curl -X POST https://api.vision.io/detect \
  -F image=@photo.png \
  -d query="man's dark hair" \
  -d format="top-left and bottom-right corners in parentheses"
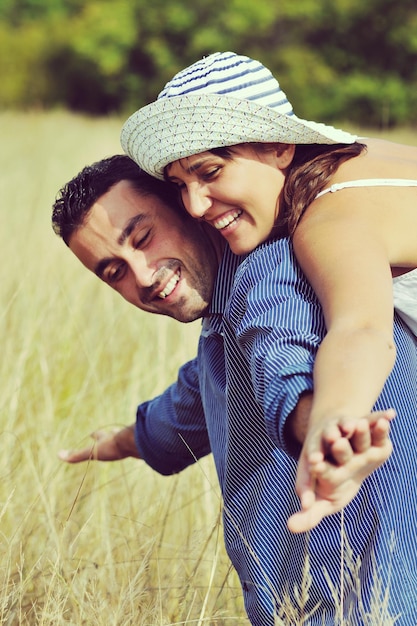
top-left (52, 155), bottom-right (178, 245)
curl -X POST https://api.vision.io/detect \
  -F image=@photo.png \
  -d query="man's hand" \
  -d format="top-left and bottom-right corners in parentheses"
top-left (58, 425), bottom-right (140, 463)
top-left (288, 409), bottom-right (395, 533)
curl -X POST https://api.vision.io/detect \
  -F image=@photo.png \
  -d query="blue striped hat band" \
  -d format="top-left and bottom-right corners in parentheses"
top-left (121, 52), bottom-right (356, 180)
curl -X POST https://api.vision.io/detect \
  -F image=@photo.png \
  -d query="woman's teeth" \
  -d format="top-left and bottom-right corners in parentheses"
top-left (158, 273), bottom-right (180, 299)
top-left (213, 210), bottom-right (242, 230)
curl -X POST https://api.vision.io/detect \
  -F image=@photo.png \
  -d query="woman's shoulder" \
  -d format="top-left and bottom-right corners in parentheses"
top-left (360, 137), bottom-right (417, 167)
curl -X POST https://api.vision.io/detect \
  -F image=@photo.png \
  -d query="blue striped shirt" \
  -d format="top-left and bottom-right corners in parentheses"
top-left (136, 238), bottom-right (417, 625)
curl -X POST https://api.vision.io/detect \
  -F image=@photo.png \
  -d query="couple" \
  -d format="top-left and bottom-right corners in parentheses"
top-left (53, 53), bottom-right (417, 625)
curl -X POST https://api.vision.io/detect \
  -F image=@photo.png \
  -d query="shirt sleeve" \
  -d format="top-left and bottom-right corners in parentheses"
top-left (225, 239), bottom-right (327, 457)
top-left (135, 357), bottom-right (211, 475)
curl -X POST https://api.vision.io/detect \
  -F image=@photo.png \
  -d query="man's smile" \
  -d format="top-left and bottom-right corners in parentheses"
top-left (158, 269), bottom-right (181, 299)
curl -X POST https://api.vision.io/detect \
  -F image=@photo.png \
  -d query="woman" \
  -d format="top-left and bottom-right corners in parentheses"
top-left (121, 51), bottom-right (417, 514)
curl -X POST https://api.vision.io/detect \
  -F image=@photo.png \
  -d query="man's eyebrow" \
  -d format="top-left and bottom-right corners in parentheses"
top-left (118, 213), bottom-right (147, 245)
top-left (93, 213), bottom-right (147, 278)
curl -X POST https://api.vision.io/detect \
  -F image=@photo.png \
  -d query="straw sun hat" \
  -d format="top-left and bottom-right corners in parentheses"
top-left (121, 51), bottom-right (357, 180)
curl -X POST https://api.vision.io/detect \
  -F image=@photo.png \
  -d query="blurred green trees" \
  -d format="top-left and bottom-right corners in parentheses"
top-left (0, 0), bottom-right (416, 126)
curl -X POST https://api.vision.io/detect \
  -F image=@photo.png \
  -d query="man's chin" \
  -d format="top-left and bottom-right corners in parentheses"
top-left (169, 300), bottom-right (209, 324)
top-left (145, 293), bottom-right (209, 323)
top-left (169, 310), bottom-right (205, 324)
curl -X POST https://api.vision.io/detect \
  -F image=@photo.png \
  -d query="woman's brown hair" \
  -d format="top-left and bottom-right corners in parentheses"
top-left (192, 141), bottom-right (367, 239)
top-left (278, 142), bottom-right (367, 237)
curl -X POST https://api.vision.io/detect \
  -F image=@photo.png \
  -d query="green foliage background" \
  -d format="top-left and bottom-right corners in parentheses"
top-left (0, 0), bottom-right (417, 126)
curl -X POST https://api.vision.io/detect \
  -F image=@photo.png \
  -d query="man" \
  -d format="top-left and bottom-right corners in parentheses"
top-left (53, 155), bottom-right (417, 625)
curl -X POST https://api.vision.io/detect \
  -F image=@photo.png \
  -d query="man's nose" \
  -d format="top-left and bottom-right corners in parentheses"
top-left (186, 185), bottom-right (212, 219)
top-left (131, 257), bottom-right (153, 289)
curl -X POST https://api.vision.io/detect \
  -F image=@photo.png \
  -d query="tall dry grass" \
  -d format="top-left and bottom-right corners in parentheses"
top-left (0, 111), bottom-right (247, 625)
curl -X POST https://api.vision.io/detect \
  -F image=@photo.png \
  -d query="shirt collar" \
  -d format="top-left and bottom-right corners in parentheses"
top-left (209, 247), bottom-right (247, 316)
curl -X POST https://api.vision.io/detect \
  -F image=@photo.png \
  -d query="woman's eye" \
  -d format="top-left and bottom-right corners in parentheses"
top-left (203, 167), bottom-right (221, 180)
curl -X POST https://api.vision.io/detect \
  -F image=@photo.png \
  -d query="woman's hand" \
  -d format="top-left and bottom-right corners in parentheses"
top-left (288, 408), bottom-right (395, 533)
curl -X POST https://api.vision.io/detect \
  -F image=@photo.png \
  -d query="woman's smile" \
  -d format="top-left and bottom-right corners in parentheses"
top-left (211, 209), bottom-right (243, 231)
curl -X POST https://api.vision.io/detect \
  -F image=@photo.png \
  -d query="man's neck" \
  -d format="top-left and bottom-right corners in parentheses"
top-left (201, 222), bottom-right (227, 266)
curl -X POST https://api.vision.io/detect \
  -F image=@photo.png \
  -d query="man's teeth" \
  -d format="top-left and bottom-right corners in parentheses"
top-left (158, 273), bottom-right (180, 299)
top-left (213, 210), bottom-right (242, 230)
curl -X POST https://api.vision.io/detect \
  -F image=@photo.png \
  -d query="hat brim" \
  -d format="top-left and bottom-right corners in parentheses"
top-left (121, 93), bottom-right (356, 180)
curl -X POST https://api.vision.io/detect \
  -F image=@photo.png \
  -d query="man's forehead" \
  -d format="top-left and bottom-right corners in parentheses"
top-left (96, 180), bottom-right (152, 218)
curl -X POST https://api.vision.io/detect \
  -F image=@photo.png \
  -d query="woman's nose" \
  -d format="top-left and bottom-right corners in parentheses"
top-left (186, 185), bottom-right (212, 219)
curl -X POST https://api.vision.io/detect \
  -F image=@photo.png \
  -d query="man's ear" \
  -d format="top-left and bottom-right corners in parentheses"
top-left (275, 143), bottom-right (296, 169)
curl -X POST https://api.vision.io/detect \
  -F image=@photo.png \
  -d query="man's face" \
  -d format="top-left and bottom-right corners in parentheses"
top-left (69, 180), bottom-right (219, 322)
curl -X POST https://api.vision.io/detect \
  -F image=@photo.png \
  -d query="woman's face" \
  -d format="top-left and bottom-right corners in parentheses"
top-left (166, 144), bottom-right (290, 255)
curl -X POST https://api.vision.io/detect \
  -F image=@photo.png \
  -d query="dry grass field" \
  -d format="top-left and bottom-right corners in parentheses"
top-left (0, 111), bottom-right (247, 625)
top-left (0, 111), bottom-right (415, 625)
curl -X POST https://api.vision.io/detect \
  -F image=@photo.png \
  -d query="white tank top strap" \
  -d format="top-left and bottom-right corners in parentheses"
top-left (315, 178), bottom-right (417, 200)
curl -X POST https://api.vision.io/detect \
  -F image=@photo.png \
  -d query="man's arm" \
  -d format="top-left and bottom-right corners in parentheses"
top-left (284, 391), bottom-right (312, 446)
top-left (59, 425), bottom-right (139, 463)
top-left (227, 240), bottom-right (394, 531)
top-left (59, 357), bottom-right (211, 475)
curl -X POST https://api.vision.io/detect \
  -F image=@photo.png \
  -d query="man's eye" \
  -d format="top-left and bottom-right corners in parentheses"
top-left (104, 263), bottom-right (126, 284)
top-left (134, 230), bottom-right (150, 249)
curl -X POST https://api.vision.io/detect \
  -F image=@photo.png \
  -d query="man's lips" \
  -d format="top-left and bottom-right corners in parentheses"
top-left (158, 270), bottom-right (180, 299)
top-left (212, 210), bottom-right (242, 230)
